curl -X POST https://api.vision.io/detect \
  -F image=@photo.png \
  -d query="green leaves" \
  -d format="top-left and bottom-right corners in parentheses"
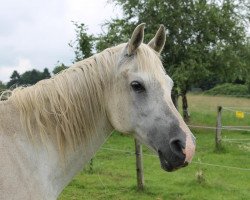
top-left (6, 68), bottom-right (51, 88)
top-left (53, 62), bottom-right (68, 75)
top-left (0, 81), bottom-right (6, 92)
top-left (102, 0), bottom-right (249, 92)
top-left (69, 22), bottom-right (94, 62)
top-left (95, 19), bottom-right (134, 52)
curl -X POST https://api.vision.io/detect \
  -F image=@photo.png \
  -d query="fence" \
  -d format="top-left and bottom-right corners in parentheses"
top-left (215, 106), bottom-right (250, 149)
top-left (100, 147), bottom-right (250, 172)
top-left (131, 105), bottom-right (250, 189)
top-left (86, 105), bottom-right (250, 190)
top-left (187, 106), bottom-right (250, 149)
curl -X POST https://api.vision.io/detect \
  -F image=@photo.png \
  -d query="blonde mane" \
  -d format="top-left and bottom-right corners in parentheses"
top-left (6, 43), bottom-right (164, 152)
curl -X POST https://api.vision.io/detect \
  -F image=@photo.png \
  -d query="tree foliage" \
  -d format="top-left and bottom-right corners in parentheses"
top-left (102, 0), bottom-right (249, 86)
top-left (69, 22), bottom-right (94, 62)
top-left (52, 62), bottom-right (68, 75)
top-left (96, 0), bottom-right (249, 120)
top-left (96, 19), bottom-right (134, 52)
top-left (7, 70), bottom-right (21, 88)
top-left (0, 81), bottom-right (6, 91)
top-left (6, 68), bottom-right (51, 88)
top-left (42, 68), bottom-right (51, 79)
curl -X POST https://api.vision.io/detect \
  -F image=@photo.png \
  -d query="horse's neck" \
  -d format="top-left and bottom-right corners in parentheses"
top-left (0, 100), bottom-right (113, 199)
top-left (42, 116), bottom-right (113, 198)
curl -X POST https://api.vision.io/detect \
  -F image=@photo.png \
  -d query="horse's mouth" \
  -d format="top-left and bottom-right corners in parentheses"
top-left (158, 150), bottom-right (188, 172)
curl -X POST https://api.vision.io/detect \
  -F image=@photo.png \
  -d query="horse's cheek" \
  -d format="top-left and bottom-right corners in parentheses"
top-left (107, 95), bottom-right (134, 134)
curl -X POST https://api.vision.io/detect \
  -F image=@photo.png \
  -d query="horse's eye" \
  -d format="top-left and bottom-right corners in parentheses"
top-left (130, 81), bottom-right (145, 93)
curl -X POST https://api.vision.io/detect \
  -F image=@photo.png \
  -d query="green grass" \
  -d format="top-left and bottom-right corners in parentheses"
top-left (59, 94), bottom-right (250, 200)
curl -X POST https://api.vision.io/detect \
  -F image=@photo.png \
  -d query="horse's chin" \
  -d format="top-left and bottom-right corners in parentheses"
top-left (158, 150), bottom-right (188, 172)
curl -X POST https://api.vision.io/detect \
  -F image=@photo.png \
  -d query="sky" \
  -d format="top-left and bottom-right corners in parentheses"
top-left (0, 0), bottom-right (121, 83)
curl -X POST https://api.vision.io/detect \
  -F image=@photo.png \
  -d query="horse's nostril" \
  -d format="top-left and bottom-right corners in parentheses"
top-left (170, 139), bottom-right (185, 158)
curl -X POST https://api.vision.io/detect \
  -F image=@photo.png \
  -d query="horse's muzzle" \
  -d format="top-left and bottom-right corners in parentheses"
top-left (158, 149), bottom-right (188, 172)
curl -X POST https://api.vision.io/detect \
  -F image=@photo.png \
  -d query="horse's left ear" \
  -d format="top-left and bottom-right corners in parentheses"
top-left (148, 24), bottom-right (166, 53)
top-left (127, 23), bottom-right (145, 56)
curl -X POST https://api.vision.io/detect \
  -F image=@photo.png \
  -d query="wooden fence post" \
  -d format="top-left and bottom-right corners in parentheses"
top-left (135, 139), bottom-right (144, 190)
top-left (215, 106), bottom-right (222, 150)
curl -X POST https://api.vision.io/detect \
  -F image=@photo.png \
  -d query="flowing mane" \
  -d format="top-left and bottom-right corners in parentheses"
top-left (8, 46), bottom-right (118, 152)
top-left (6, 43), bottom-right (163, 152)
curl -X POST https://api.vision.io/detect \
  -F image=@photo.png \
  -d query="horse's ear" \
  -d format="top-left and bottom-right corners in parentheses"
top-left (148, 24), bottom-right (166, 53)
top-left (127, 23), bottom-right (145, 55)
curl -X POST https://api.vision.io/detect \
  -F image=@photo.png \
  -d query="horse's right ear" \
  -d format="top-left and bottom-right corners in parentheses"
top-left (148, 24), bottom-right (166, 53)
top-left (127, 23), bottom-right (145, 56)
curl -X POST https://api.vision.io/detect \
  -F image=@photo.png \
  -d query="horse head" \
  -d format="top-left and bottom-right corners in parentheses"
top-left (106, 23), bottom-right (195, 172)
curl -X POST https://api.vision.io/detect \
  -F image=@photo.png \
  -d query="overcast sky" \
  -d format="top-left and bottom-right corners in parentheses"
top-left (0, 0), bottom-right (121, 83)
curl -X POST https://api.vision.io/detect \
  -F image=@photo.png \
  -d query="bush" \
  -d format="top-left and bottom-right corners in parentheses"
top-left (204, 83), bottom-right (249, 97)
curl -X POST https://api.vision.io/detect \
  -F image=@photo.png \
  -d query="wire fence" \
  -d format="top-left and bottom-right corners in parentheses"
top-left (188, 109), bottom-right (250, 146)
top-left (100, 147), bottom-right (250, 171)
top-left (223, 106), bottom-right (250, 110)
top-left (223, 107), bottom-right (250, 115)
top-left (223, 125), bottom-right (250, 128)
top-left (188, 105), bottom-right (250, 144)
top-left (188, 124), bottom-right (250, 132)
top-left (222, 138), bottom-right (250, 141)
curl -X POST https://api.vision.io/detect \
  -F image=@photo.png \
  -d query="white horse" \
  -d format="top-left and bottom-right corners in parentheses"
top-left (0, 23), bottom-right (195, 199)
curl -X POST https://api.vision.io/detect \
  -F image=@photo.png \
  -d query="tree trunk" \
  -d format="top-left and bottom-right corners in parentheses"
top-left (171, 87), bottom-right (179, 110)
top-left (182, 91), bottom-right (190, 122)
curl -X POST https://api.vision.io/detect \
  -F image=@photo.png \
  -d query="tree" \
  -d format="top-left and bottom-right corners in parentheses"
top-left (0, 81), bottom-right (6, 91)
top-left (7, 70), bottom-right (21, 88)
top-left (17, 68), bottom-right (51, 86)
top-left (20, 69), bottom-right (43, 85)
top-left (98, 0), bottom-right (249, 121)
top-left (0, 81), bottom-right (7, 99)
top-left (244, 39), bottom-right (250, 93)
top-left (42, 68), bottom-right (51, 79)
top-left (52, 62), bottom-right (68, 75)
top-left (6, 68), bottom-right (52, 88)
top-left (96, 19), bottom-right (134, 52)
top-left (69, 22), bottom-right (94, 62)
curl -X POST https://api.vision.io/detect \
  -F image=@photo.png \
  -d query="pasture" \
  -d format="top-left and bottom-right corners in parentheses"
top-left (59, 94), bottom-right (250, 200)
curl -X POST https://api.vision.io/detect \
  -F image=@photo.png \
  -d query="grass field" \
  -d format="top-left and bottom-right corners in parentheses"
top-left (59, 94), bottom-right (250, 200)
